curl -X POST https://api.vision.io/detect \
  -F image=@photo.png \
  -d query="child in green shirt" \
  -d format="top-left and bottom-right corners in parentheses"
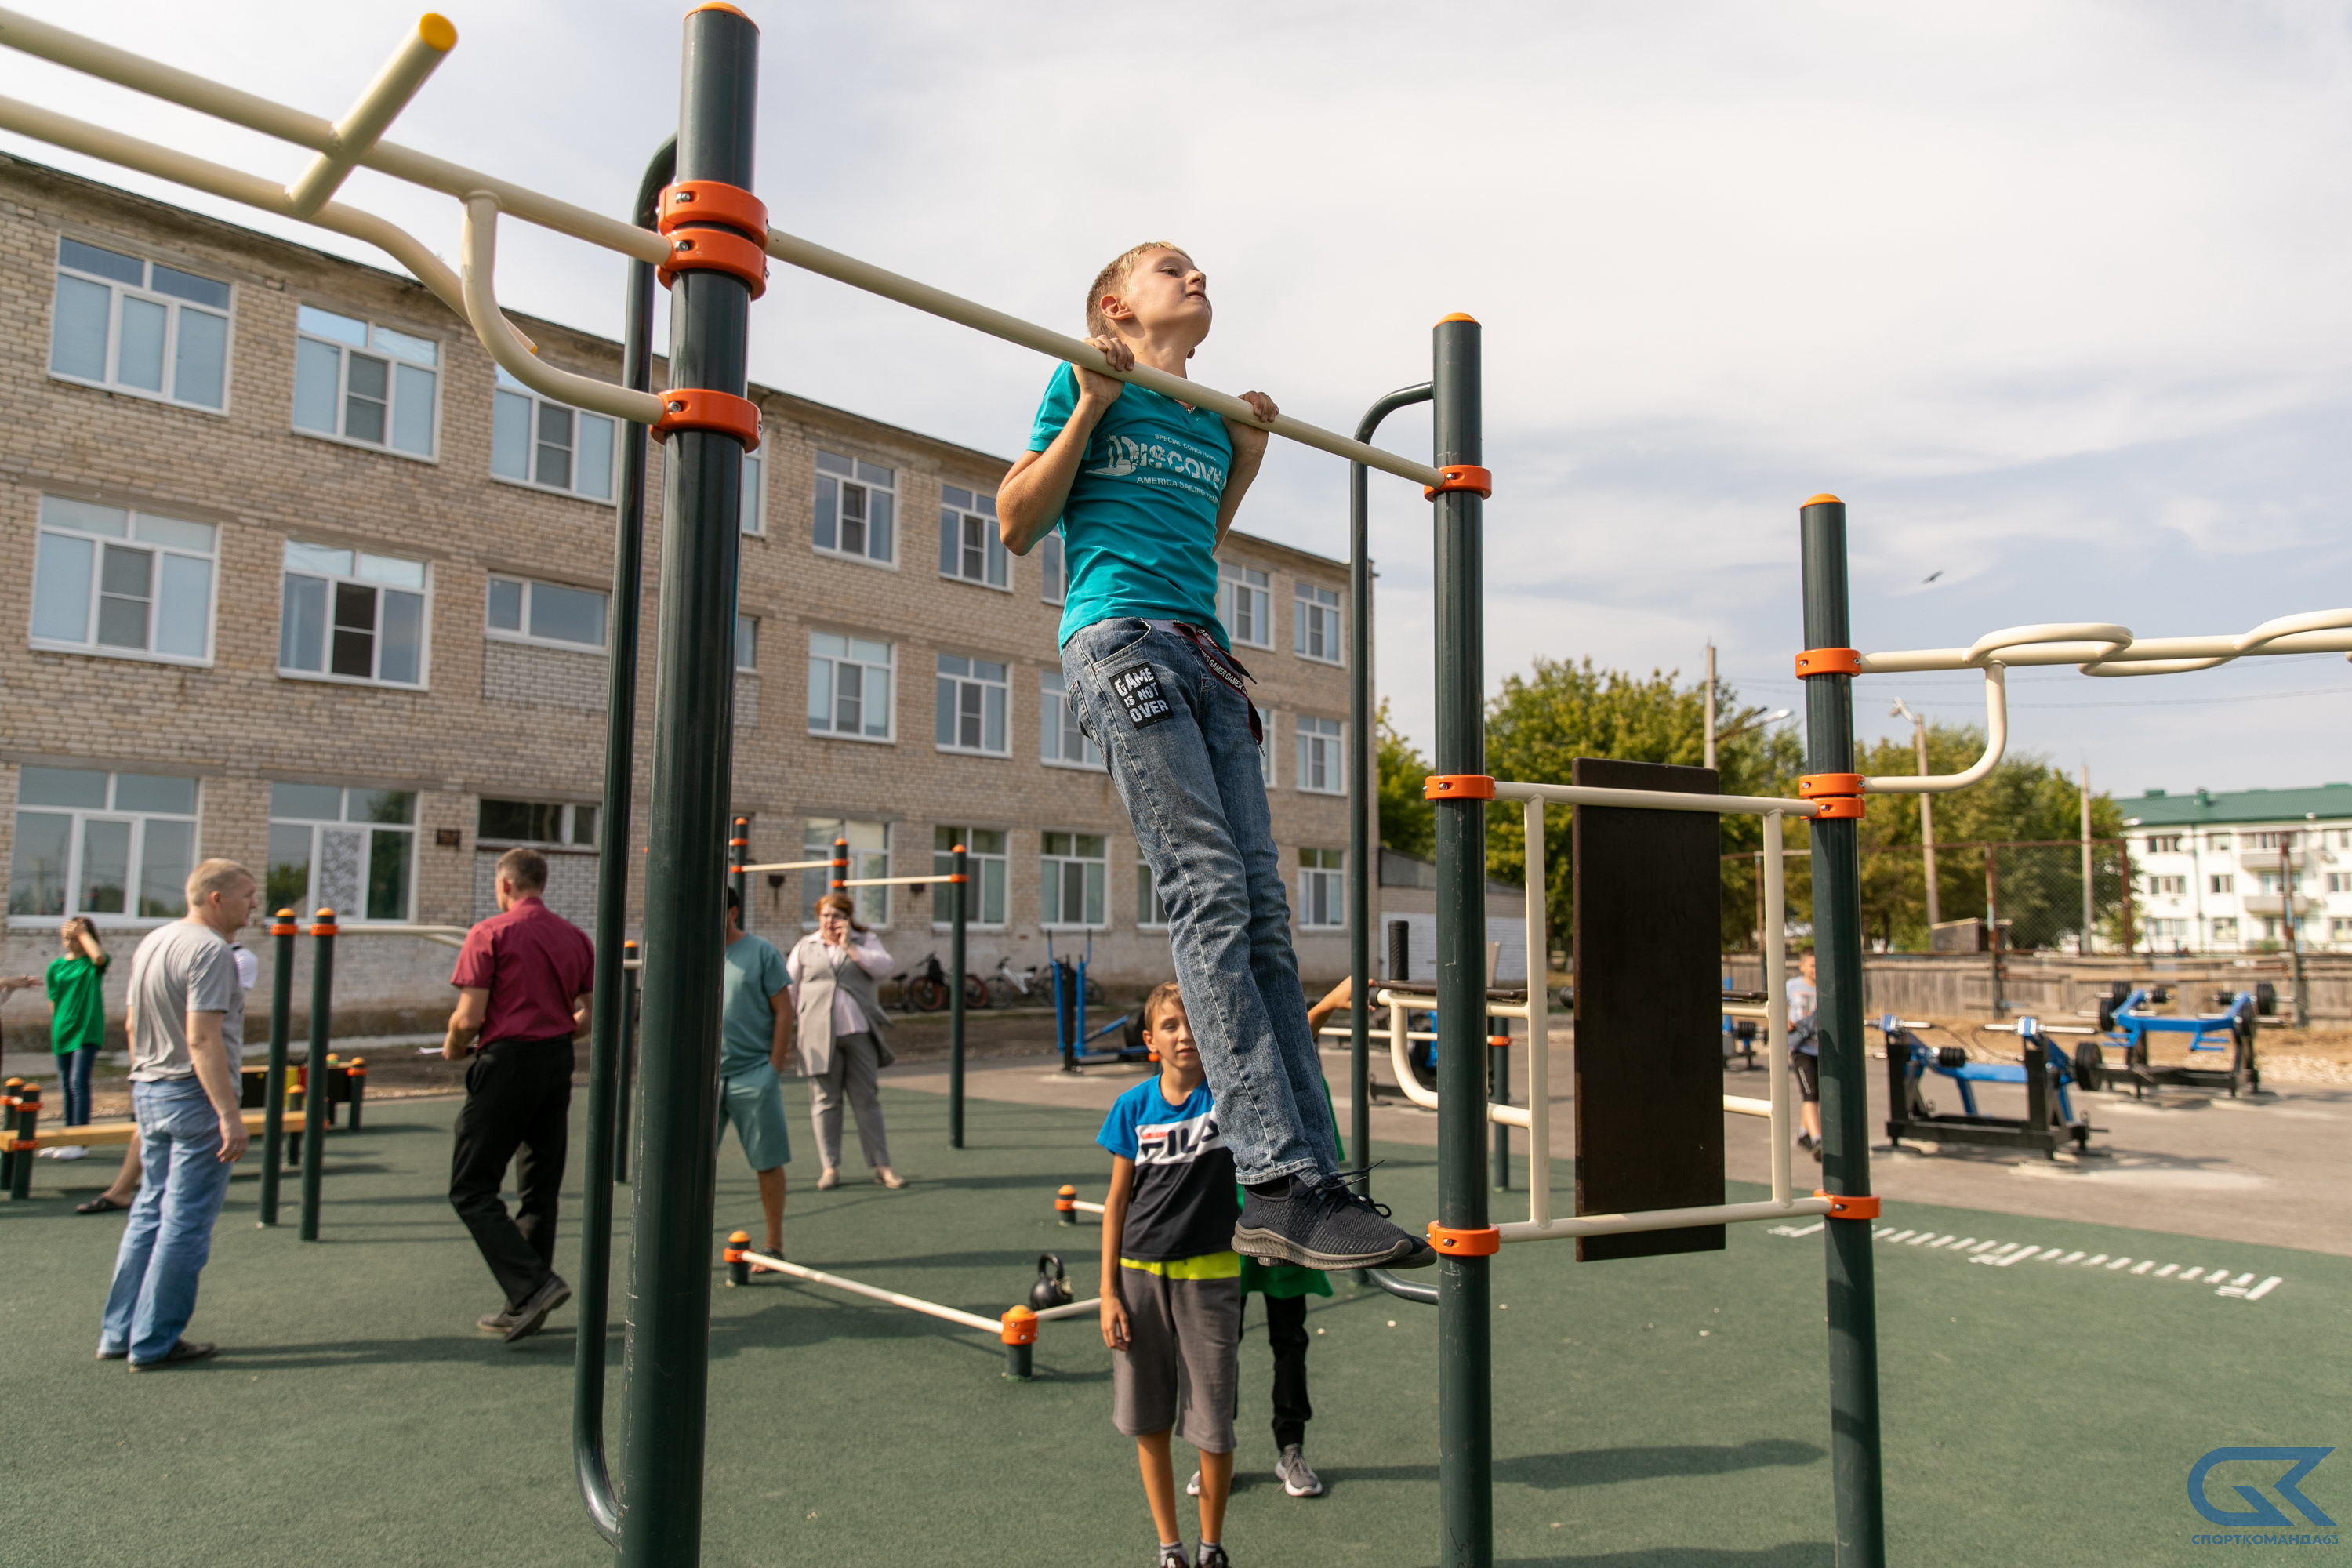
top-left (5, 917), bottom-right (111, 1143)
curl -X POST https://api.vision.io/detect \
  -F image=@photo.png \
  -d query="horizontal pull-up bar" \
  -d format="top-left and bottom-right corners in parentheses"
top-left (1858, 608), bottom-right (2352, 677)
top-left (736, 858), bottom-right (837, 875)
top-left (836, 873), bottom-right (959, 888)
top-left (1494, 779), bottom-right (1819, 818)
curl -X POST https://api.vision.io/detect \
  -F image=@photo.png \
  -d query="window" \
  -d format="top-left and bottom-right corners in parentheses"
top-left (2255, 870), bottom-right (2301, 895)
top-left (1135, 852), bottom-right (1172, 928)
top-left (9, 767), bottom-right (198, 922)
top-left (1295, 715), bottom-right (1345, 794)
top-left (2209, 874), bottom-right (2234, 895)
top-left (808, 632), bottom-right (892, 739)
top-left (2210, 917), bottom-right (2238, 943)
top-left (2148, 917), bottom-right (2187, 943)
top-left (1255, 706), bottom-right (1276, 787)
top-left (1039, 532), bottom-right (1067, 604)
top-left (935, 654), bottom-right (1009, 755)
top-left (279, 541), bottom-right (428, 686)
top-left (1040, 669), bottom-right (1103, 769)
top-left (2334, 919), bottom-right (2352, 942)
top-left (49, 237), bottom-right (229, 411)
top-left (31, 496), bottom-right (216, 664)
top-left (486, 575), bottom-right (606, 651)
top-left (740, 453), bottom-right (765, 535)
top-left (266, 783), bottom-right (416, 923)
top-left (736, 616), bottom-right (759, 673)
top-left (489, 367), bottom-right (612, 499)
top-left (939, 485), bottom-right (1008, 588)
top-left (2209, 833), bottom-right (2233, 849)
top-left (812, 449), bottom-right (895, 564)
top-left (1041, 831), bottom-right (1106, 928)
top-left (2143, 834), bottom-right (2182, 854)
top-left (1298, 848), bottom-right (1345, 929)
top-left (292, 305), bottom-right (437, 457)
top-left (1294, 582), bottom-right (1342, 663)
top-left (2249, 831), bottom-right (2297, 851)
top-left (477, 799), bottom-right (598, 847)
top-left (934, 826), bottom-right (1007, 928)
top-left (802, 818), bottom-right (890, 926)
top-left (2328, 873), bottom-right (2351, 895)
top-left (2150, 875), bottom-right (2186, 896)
top-left (1220, 560), bottom-right (1272, 648)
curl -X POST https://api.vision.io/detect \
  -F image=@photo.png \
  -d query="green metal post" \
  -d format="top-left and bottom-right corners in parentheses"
top-left (949, 842), bottom-right (967, 1149)
top-left (1348, 383), bottom-right (1432, 1198)
top-left (1431, 314), bottom-right (1491, 1568)
top-left (618, 12), bottom-right (758, 1563)
top-left (572, 133), bottom-right (670, 1550)
top-left (8, 1084), bottom-right (37, 1200)
top-left (258, 909), bottom-right (296, 1225)
top-left (1489, 1025), bottom-right (1509, 1191)
top-left (1799, 495), bottom-right (1887, 1566)
top-left (298, 909), bottom-right (335, 1241)
top-left (730, 816), bottom-right (750, 927)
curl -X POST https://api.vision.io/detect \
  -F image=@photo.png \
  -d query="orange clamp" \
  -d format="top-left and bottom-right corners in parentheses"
top-left (999, 1306), bottom-right (1040, 1345)
top-left (310, 909), bottom-right (339, 937)
top-left (1424, 774), bottom-right (1496, 801)
top-left (1486, 1035), bottom-right (1512, 1049)
top-left (659, 226), bottom-right (769, 298)
top-left (1815, 1190), bottom-right (1880, 1221)
top-left (656, 180), bottom-right (769, 242)
top-left (654, 388), bottom-right (762, 452)
top-left (1054, 1185), bottom-right (1076, 1213)
top-left (1426, 1222), bottom-right (1501, 1256)
top-left (722, 1229), bottom-right (750, 1264)
top-left (1810, 796), bottom-right (1866, 821)
top-left (1794, 647), bottom-right (1862, 677)
top-left (1423, 464), bottom-right (1493, 501)
top-left (1798, 774), bottom-right (1864, 799)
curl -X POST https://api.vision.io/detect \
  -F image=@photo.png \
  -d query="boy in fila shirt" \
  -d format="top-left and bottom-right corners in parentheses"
top-left (1098, 982), bottom-right (1242, 1568)
top-left (1002, 242), bottom-right (1428, 1276)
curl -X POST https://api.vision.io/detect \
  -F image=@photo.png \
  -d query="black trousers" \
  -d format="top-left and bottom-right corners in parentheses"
top-left (1258, 1292), bottom-right (1314, 1450)
top-left (449, 1036), bottom-right (574, 1308)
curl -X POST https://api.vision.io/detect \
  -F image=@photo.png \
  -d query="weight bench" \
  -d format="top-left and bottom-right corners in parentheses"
top-left (1879, 1014), bottom-right (2093, 1157)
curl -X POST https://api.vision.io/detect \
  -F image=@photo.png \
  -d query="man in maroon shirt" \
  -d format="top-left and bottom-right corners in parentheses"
top-left (442, 848), bottom-right (594, 1342)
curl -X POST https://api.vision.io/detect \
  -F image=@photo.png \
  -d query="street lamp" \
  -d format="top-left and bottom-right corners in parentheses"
top-left (1890, 700), bottom-right (1938, 928)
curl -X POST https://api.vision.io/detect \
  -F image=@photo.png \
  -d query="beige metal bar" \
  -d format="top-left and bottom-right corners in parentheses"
top-left (1761, 810), bottom-right (1792, 1207)
top-left (756, 226), bottom-right (1444, 489)
top-left (837, 873), bottom-right (957, 887)
top-left (0, 93), bottom-right (472, 321)
top-left (737, 858), bottom-right (838, 874)
top-left (0, 6), bottom-right (672, 266)
top-left (736, 1252), bottom-right (1000, 1331)
top-left (285, 13), bottom-right (456, 216)
top-left (1494, 779), bottom-right (1820, 818)
top-left (1860, 666), bottom-right (2005, 794)
top-left (332, 922), bottom-right (470, 949)
top-left (460, 194), bottom-right (666, 424)
top-left (1725, 1096), bottom-right (1775, 1118)
top-left (1497, 1196), bottom-right (1832, 1244)
top-left (1522, 796), bottom-right (1552, 1226)
top-left (1858, 610), bottom-right (2352, 676)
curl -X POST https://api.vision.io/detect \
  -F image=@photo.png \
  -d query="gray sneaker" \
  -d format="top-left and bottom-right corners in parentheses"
top-left (1234, 1173), bottom-right (1433, 1271)
top-left (1275, 1443), bottom-right (1324, 1497)
top-left (1196, 1544), bottom-right (1229, 1568)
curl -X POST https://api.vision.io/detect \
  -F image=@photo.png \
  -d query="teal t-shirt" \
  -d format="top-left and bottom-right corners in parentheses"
top-left (719, 933), bottom-right (788, 1077)
top-left (1026, 361), bottom-right (1235, 649)
top-left (45, 952), bottom-right (108, 1053)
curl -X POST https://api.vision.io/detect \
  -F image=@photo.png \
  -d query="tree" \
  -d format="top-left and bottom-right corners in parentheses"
top-left (1374, 700), bottom-right (1434, 862)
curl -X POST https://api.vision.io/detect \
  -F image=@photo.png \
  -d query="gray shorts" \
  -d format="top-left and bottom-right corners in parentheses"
top-left (1111, 1267), bottom-right (1241, 1453)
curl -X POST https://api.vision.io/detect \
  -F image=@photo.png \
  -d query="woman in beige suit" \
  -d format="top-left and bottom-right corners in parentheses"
top-left (788, 892), bottom-right (903, 1189)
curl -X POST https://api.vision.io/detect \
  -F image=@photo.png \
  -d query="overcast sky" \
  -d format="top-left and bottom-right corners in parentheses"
top-left (7, 1), bottom-right (2348, 800)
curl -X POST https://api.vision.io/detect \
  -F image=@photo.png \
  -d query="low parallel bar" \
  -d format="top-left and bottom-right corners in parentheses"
top-left (1497, 1196), bottom-right (1831, 1244)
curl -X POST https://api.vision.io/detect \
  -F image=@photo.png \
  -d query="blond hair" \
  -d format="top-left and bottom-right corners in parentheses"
top-left (184, 858), bottom-right (254, 908)
top-left (814, 891), bottom-right (869, 933)
top-left (1142, 980), bottom-right (1186, 1030)
top-left (1084, 241), bottom-right (1189, 338)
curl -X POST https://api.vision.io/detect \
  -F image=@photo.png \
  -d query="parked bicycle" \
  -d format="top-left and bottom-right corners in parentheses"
top-left (902, 951), bottom-right (987, 1013)
top-left (987, 955), bottom-right (1047, 1009)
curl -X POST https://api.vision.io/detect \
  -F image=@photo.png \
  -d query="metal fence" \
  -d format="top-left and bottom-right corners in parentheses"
top-left (1722, 838), bottom-right (2135, 954)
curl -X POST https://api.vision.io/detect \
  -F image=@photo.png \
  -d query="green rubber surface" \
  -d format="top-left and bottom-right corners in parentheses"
top-left (2, 1087), bottom-right (2341, 1566)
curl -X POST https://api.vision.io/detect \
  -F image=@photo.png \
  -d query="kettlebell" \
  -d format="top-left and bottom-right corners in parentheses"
top-left (1029, 1253), bottom-right (1073, 1312)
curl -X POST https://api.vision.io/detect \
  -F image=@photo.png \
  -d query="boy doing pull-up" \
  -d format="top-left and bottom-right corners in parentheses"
top-left (998, 243), bottom-right (1430, 1273)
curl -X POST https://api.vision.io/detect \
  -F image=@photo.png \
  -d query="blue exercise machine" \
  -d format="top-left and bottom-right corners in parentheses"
top-left (1879, 1014), bottom-right (2096, 1157)
top-left (1048, 931), bottom-right (1149, 1073)
top-left (2085, 984), bottom-right (2264, 1099)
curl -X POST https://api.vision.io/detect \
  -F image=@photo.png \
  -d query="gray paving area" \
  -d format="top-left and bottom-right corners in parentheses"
top-left (891, 1035), bottom-right (2352, 1257)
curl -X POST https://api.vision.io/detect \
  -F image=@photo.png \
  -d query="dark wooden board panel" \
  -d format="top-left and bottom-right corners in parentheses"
top-left (1571, 756), bottom-right (1726, 1261)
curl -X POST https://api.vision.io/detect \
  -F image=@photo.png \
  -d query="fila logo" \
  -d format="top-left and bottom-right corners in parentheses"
top-left (1136, 1112), bottom-right (1221, 1165)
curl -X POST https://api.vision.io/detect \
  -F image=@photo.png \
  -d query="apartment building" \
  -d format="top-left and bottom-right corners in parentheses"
top-left (2122, 784), bottom-right (2352, 953)
top-left (0, 156), bottom-right (1360, 1031)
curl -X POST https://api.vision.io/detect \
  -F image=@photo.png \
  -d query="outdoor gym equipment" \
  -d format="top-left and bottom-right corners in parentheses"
top-left (1047, 931), bottom-right (1147, 1073)
top-left (2091, 986), bottom-right (2262, 1098)
top-left (1878, 1015), bottom-right (2094, 1157)
top-left (717, 1229), bottom-right (1098, 1381)
top-left (10, 13), bottom-right (2348, 1567)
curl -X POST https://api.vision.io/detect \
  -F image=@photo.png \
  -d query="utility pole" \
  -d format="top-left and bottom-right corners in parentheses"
top-left (1890, 700), bottom-right (1936, 929)
top-left (2282, 837), bottom-right (2310, 1027)
top-left (1703, 640), bottom-right (1717, 773)
top-left (2078, 765), bottom-right (2094, 956)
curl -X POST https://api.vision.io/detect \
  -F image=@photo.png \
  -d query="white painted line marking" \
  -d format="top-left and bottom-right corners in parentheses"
top-left (2035, 1247), bottom-right (2065, 1261)
top-left (2156, 1264), bottom-right (2180, 1278)
top-left (1905, 1232), bottom-right (1939, 1245)
top-left (1883, 1229), bottom-right (1918, 1243)
top-left (2245, 1277), bottom-right (2281, 1301)
top-left (2083, 1254), bottom-right (2108, 1267)
top-left (2056, 1250), bottom-right (2086, 1265)
top-left (1950, 1237), bottom-right (1976, 1250)
top-left (1995, 1247), bottom-right (2037, 1267)
top-left (1970, 1240), bottom-right (2002, 1253)
top-left (2204, 1268), bottom-right (2233, 1283)
top-left (2106, 1258), bottom-right (2132, 1270)
top-left (2132, 1260), bottom-right (2156, 1275)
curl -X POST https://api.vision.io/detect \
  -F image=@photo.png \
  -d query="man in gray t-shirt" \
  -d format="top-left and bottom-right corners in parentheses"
top-left (100, 858), bottom-right (256, 1370)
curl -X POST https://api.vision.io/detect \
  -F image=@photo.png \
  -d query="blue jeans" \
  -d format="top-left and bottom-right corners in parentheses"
top-left (1062, 617), bottom-right (1339, 1185)
top-left (100, 1078), bottom-right (237, 1363)
top-left (59, 1044), bottom-right (99, 1129)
